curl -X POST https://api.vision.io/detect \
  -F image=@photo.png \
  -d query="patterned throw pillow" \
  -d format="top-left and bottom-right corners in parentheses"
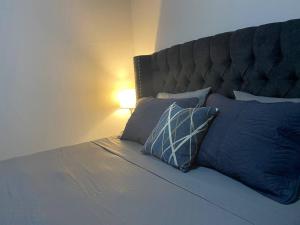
top-left (143, 103), bottom-right (218, 172)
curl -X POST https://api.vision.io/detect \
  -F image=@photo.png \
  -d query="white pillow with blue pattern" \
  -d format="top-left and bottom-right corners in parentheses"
top-left (143, 103), bottom-right (218, 172)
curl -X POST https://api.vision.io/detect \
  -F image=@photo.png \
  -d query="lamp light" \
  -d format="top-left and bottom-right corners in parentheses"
top-left (118, 89), bottom-right (136, 113)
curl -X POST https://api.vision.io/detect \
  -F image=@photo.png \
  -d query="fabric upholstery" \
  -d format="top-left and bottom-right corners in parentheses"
top-left (143, 103), bottom-right (218, 172)
top-left (157, 87), bottom-right (211, 106)
top-left (121, 97), bottom-right (199, 144)
top-left (198, 94), bottom-right (300, 204)
top-left (134, 19), bottom-right (300, 99)
top-left (234, 90), bottom-right (300, 103)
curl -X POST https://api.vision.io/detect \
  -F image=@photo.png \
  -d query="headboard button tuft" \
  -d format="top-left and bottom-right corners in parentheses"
top-left (134, 19), bottom-right (300, 99)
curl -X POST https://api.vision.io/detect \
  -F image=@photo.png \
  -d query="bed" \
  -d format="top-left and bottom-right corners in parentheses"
top-left (1, 19), bottom-right (300, 225)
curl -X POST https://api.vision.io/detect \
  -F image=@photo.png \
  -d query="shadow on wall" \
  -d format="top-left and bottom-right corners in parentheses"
top-left (131, 0), bottom-right (162, 56)
top-left (153, 0), bottom-right (300, 52)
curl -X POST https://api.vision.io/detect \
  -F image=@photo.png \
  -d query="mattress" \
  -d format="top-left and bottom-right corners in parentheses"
top-left (0, 137), bottom-right (299, 225)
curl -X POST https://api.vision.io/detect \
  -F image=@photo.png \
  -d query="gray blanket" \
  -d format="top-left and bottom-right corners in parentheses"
top-left (0, 137), bottom-right (299, 225)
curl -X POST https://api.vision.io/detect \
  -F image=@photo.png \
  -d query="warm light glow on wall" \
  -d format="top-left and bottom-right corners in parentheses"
top-left (118, 89), bottom-right (136, 109)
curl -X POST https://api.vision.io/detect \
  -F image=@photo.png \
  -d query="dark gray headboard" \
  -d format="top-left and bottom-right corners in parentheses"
top-left (134, 19), bottom-right (300, 99)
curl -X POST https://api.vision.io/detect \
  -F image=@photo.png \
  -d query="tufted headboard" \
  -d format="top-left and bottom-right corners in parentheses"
top-left (134, 19), bottom-right (300, 99)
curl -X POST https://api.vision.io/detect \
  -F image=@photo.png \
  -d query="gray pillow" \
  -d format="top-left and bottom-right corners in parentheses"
top-left (121, 97), bottom-right (199, 144)
top-left (234, 90), bottom-right (300, 103)
top-left (157, 87), bottom-right (211, 106)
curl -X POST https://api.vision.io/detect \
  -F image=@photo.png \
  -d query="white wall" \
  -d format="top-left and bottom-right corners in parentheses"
top-left (0, 0), bottom-right (134, 160)
top-left (1, 0), bottom-right (299, 161)
top-left (131, 0), bottom-right (300, 55)
top-left (131, 0), bottom-right (161, 56)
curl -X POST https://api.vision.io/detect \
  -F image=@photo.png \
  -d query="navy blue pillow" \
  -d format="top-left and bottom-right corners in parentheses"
top-left (143, 103), bottom-right (218, 172)
top-left (121, 97), bottom-right (199, 144)
top-left (198, 94), bottom-right (300, 204)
